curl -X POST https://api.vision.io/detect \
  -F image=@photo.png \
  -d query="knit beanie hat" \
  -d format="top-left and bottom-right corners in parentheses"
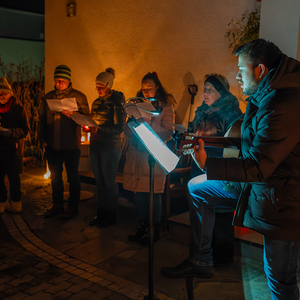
top-left (0, 77), bottom-right (13, 95)
top-left (95, 68), bottom-right (115, 89)
top-left (205, 76), bottom-right (229, 97)
top-left (54, 65), bottom-right (71, 81)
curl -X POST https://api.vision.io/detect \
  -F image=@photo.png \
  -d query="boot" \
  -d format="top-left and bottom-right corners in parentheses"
top-left (139, 223), bottom-right (160, 246)
top-left (45, 203), bottom-right (64, 217)
top-left (59, 206), bottom-right (79, 219)
top-left (6, 200), bottom-right (22, 214)
top-left (128, 220), bottom-right (149, 243)
top-left (97, 210), bottom-right (116, 228)
top-left (0, 200), bottom-right (8, 214)
top-left (89, 209), bottom-right (105, 226)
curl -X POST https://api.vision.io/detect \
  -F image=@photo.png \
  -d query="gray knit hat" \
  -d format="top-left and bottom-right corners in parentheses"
top-left (95, 68), bottom-right (115, 89)
top-left (54, 65), bottom-right (71, 81)
top-left (0, 77), bottom-right (13, 95)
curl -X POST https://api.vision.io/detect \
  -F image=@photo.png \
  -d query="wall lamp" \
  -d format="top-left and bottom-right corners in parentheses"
top-left (67, 3), bottom-right (76, 17)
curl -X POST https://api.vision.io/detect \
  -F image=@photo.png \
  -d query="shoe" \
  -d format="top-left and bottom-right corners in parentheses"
top-left (6, 200), bottom-right (22, 214)
top-left (213, 257), bottom-right (233, 267)
top-left (45, 203), bottom-right (64, 217)
top-left (97, 211), bottom-right (116, 228)
top-left (160, 259), bottom-right (214, 278)
top-left (89, 209), bottom-right (105, 226)
top-left (128, 220), bottom-right (149, 242)
top-left (59, 206), bottom-right (79, 219)
top-left (89, 216), bottom-right (101, 226)
top-left (139, 224), bottom-right (160, 246)
top-left (0, 200), bottom-right (8, 214)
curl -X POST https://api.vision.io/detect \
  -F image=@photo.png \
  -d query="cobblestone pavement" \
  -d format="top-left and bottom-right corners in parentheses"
top-left (0, 166), bottom-right (175, 300)
top-left (2, 166), bottom-right (299, 300)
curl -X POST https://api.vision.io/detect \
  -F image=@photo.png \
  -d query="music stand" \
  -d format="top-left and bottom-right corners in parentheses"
top-left (126, 114), bottom-right (179, 300)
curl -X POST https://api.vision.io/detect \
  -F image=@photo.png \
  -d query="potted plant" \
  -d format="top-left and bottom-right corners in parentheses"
top-left (225, 6), bottom-right (261, 53)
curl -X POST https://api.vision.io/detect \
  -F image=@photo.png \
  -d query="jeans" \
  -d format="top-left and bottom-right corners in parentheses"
top-left (135, 192), bottom-right (162, 224)
top-left (0, 169), bottom-right (22, 203)
top-left (187, 174), bottom-right (238, 266)
top-left (264, 236), bottom-right (300, 300)
top-left (46, 146), bottom-right (81, 210)
top-left (90, 143), bottom-right (122, 212)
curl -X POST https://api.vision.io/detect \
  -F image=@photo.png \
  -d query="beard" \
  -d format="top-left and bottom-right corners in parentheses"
top-left (242, 74), bottom-right (260, 96)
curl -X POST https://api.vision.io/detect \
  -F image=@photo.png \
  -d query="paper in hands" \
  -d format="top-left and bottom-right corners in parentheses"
top-left (0, 126), bottom-right (9, 132)
top-left (46, 98), bottom-right (78, 112)
top-left (70, 114), bottom-right (99, 128)
top-left (124, 101), bottom-right (157, 119)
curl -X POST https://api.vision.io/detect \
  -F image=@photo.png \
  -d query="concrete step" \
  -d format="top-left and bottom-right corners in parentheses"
top-left (167, 211), bottom-right (263, 262)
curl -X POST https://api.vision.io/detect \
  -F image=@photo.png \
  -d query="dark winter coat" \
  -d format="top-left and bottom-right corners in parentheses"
top-left (39, 83), bottom-right (89, 150)
top-left (190, 92), bottom-right (242, 177)
top-left (191, 92), bottom-right (242, 137)
top-left (90, 90), bottom-right (125, 149)
top-left (207, 54), bottom-right (300, 241)
top-left (0, 97), bottom-right (29, 173)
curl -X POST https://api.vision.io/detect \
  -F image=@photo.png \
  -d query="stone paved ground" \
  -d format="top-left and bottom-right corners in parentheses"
top-left (1, 165), bottom-right (300, 299)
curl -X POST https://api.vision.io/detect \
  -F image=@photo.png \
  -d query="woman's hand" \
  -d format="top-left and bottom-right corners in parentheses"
top-left (89, 127), bottom-right (98, 134)
top-left (61, 110), bottom-right (73, 118)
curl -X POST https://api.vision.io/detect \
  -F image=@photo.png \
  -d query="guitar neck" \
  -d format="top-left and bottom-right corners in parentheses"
top-left (177, 136), bottom-right (241, 151)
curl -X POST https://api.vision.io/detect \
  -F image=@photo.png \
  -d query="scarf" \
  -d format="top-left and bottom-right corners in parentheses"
top-left (0, 97), bottom-right (13, 113)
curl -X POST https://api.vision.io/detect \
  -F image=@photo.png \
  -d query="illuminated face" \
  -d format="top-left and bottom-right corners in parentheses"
top-left (55, 78), bottom-right (70, 91)
top-left (0, 90), bottom-right (12, 105)
top-left (96, 83), bottom-right (109, 97)
top-left (141, 79), bottom-right (159, 98)
top-left (203, 82), bottom-right (221, 106)
top-left (236, 53), bottom-right (260, 95)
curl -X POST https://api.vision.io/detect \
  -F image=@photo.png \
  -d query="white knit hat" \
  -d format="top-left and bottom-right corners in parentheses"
top-left (95, 68), bottom-right (115, 89)
top-left (0, 77), bottom-right (13, 95)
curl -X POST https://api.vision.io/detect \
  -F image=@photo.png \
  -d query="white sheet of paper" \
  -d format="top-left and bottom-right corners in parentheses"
top-left (0, 126), bottom-right (9, 132)
top-left (70, 114), bottom-right (99, 127)
top-left (46, 98), bottom-right (78, 112)
top-left (174, 124), bottom-right (187, 133)
top-left (124, 101), bottom-right (157, 119)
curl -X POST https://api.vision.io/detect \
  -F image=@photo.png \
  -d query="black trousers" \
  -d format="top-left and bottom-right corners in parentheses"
top-left (46, 146), bottom-right (81, 210)
top-left (0, 168), bottom-right (21, 203)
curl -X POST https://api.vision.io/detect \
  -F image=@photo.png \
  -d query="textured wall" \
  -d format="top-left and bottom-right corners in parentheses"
top-left (45, 0), bottom-right (256, 126)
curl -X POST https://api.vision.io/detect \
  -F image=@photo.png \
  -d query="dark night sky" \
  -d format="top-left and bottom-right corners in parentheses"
top-left (0, 0), bottom-right (44, 14)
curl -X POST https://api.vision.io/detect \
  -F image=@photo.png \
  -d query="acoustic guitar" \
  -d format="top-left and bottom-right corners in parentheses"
top-left (175, 118), bottom-right (242, 158)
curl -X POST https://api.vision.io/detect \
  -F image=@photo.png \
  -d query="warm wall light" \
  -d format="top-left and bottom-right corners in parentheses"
top-left (67, 3), bottom-right (76, 17)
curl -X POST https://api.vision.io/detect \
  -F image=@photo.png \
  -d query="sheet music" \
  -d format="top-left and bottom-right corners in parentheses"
top-left (70, 114), bottom-right (99, 127)
top-left (124, 101), bottom-right (157, 119)
top-left (46, 98), bottom-right (78, 112)
top-left (174, 124), bottom-right (187, 133)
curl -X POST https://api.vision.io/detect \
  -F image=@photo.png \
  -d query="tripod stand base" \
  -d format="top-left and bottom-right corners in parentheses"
top-left (143, 296), bottom-right (160, 300)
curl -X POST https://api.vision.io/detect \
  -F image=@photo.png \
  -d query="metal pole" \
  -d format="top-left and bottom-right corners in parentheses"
top-left (144, 154), bottom-right (159, 300)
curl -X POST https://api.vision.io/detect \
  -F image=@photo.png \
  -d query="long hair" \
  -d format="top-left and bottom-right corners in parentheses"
top-left (137, 72), bottom-right (169, 102)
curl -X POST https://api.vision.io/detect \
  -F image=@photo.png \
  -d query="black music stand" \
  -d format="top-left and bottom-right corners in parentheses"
top-left (127, 117), bottom-right (179, 300)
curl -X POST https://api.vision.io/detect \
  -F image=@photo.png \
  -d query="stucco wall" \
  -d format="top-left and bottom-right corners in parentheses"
top-left (45, 0), bottom-right (256, 126)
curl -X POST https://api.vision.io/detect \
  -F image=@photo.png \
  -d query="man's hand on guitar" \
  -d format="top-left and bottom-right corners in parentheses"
top-left (191, 138), bottom-right (207, 171)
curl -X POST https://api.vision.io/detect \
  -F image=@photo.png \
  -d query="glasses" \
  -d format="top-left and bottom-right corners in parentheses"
top-left (203, 88), bottom-right (216, 94)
